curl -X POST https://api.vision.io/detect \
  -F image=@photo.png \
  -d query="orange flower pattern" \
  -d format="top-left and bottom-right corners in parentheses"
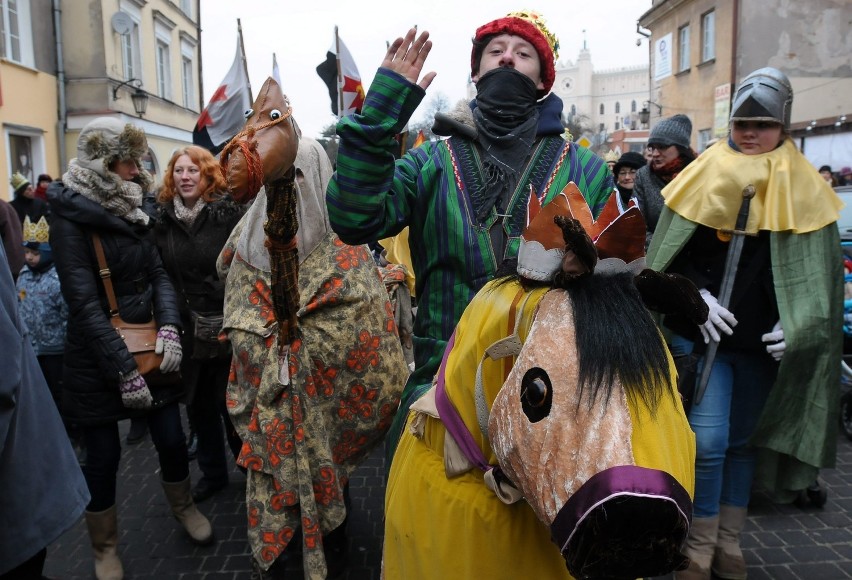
top-left (222, 231), bottom-right (409, 578)
top-left (346, 330), bottom-right (382, 373)
top-left (248, 279), bottom-right (276, 325)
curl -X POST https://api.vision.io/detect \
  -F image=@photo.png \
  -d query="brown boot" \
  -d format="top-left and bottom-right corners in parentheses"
top-left (713, 504), bottom-right (748, 579)
top-left (161, 477), bottom-right (214, 545)
top-left (84, 505), bottom-right (124, 580)
top-left (675, 515), bottom-right (719, 580)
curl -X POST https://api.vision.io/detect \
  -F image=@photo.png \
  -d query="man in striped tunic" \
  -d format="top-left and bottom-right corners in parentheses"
top-left (327, 11), bottom-right (614, 458)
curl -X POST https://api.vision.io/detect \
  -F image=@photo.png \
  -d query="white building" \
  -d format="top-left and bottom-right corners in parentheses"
top-left (552, 47), bottom-right (650, 142)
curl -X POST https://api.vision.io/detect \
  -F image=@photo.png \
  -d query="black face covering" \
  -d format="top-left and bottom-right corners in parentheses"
top-left (471, 67), bottom-right (541, 223)
top-left (474, 67), bottom-right (539, 133)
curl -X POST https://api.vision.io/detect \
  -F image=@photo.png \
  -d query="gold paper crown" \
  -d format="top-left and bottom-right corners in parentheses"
top-left (604, 150), bottom-right (620, 163)
top-left (507, 10), bottom-right (559, 61)
top-left (10, 171), bottom-right (30, 192)
top-left (22, 215), bottom-right (50, 244)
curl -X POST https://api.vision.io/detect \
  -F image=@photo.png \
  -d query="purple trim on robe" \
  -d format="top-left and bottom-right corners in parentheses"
top-left (433, 331), bottom-right (492, 472)
top-left (551, 465), bottom-right (693, 553)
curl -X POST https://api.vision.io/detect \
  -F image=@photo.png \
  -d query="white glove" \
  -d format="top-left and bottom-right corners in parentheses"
top-left (155, 324), bottom-right (182, 373)
top-left (698, 288), bottom-right (738, 343)
top-left (761, 320), bottom-right (786, 362)
top-left (119, 369), bottom-right (153, 409)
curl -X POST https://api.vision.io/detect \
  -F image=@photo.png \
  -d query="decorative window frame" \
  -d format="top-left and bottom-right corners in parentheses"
top-left (678, 24), bottom-right (690, 72)
top-left (4, 123), bottom-right (46, 193)
top-left (0, 0), bottom-right (35, 68)
top-left (701, 10), bottom-right (716, 63)
top-left (179, 32), bottom-right (196, 110)
top-left (118, 1), bottom-right (143, 81)
top-left (153, 11), bottom-right (176, 100)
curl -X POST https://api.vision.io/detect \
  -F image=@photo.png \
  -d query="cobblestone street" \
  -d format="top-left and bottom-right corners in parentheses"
top-left (43, 418), bottom-right (852, 579)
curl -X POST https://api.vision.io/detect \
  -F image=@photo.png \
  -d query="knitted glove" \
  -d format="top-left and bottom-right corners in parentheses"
top-left (120, 369), bottom-right (153, 409)
top-left (155, 324), bottom-right (182, 373)
top-left (761, 320), bottom-right (786, 362)
top-left (698, 288), bottom-right (738, 343)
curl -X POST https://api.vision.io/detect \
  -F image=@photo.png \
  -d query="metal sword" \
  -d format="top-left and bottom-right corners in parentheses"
top-left (693, 184), bottom-right (756, 406)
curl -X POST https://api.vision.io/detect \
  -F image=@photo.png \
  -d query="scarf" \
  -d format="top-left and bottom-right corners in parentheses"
top-left (173, 194), bottom-right (206, 227)
top-left (471, 67), bottom-right (540, 221)
top-left (650, 155), bottom-right (690, 184)
top-left (662, 139), bottom-right (842, 233)
top-left (63, 159), bottom-right (149, 225)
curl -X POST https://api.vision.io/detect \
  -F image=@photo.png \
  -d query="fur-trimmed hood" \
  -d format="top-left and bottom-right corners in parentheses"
top-left (75, 117), bottom-right (153, 192)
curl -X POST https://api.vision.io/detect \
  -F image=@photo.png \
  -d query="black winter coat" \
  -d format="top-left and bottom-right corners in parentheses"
top-left (153, 194), bottom-right (245, 359)
top-left (47, 181), bottom-right (183, 424)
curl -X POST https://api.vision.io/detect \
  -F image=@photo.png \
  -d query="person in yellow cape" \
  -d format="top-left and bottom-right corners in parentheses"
top-left (384, 183), bottom-right (705, 579)
top-left (646, 67), bottom-right (844, 580)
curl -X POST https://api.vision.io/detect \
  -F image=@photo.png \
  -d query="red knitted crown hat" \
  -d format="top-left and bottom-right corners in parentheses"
top-left (471, 10), bottom-right (559, 94)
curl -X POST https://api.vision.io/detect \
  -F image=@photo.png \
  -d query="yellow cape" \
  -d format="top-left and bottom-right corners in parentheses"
top-left (662, 139), bottom-right (842, 234)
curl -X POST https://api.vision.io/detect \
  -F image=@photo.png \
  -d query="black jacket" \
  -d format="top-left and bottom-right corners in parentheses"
top-left (153, 194), bottom-right (245, 358)
top-left (47, 181), bottom-right (182, 424)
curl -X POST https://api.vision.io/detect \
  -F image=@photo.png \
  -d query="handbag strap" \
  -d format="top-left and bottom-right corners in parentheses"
top-left (91, 232), bottom-right (120, 318)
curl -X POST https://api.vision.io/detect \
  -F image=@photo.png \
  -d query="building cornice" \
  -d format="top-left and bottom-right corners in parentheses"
top-left (178, 31), bottom-right (197, 47)
top-left (153, 9), bottom-right (177, 30)
top-left (639, 0), bottom-right (693, 28)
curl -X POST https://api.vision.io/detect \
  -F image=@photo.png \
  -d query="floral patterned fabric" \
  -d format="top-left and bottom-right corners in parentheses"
top-left (221, 229), bottom-right (408, 577)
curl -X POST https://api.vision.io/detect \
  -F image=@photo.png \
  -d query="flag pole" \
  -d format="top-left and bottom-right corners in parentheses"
top-left (237, 18), bottom-right (253, 103)
top-left (334, 25), bottom-right (343, 123)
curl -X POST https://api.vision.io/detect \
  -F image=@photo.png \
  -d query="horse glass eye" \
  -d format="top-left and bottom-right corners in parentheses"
top-left (244, 108), bottom-right (254, 119)
top-left (520, 367), bottom-right (552, 423)
top-left (270, 109), bottom-right (282, 120)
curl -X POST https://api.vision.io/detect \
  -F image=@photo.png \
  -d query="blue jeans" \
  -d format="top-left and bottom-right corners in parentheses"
top-left (670, 335), bottom-right (777, 518)
top-left (83, 401), bottom-right (189, 511)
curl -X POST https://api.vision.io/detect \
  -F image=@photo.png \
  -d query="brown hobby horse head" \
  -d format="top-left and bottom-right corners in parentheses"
top-left (220, 77), bottom-right (300, 202)
top-left (487, 187), bottom-right (708, 579)
top-left (221, 77), bottom-right (302, 346)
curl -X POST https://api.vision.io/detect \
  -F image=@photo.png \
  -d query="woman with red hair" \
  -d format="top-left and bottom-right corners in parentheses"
top-left (155, 145), bottom-right (246, 503)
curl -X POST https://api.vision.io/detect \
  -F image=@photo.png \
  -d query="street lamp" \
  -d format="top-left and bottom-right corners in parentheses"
top-left (638, 101), bottom-right (663, 125)
top-left (112, 78), bottom-right (149, 118)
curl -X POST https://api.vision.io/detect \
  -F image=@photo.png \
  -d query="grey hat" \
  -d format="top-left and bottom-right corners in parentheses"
top-left (75, 117), bottom-right (152, 188)
top-left (648, 114), bottom-right (692, 150)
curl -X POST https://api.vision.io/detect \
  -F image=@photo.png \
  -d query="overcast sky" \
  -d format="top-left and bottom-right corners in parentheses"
top-left (199, 1), bottom-right (653, 139)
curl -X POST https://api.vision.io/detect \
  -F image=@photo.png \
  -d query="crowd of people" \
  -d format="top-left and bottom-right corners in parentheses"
top-left (819, 164), bottom-right (852, 188)
top-left (0, 8), bottom-right (847, 580)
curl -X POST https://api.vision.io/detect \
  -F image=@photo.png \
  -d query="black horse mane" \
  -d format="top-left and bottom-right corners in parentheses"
top-left (565, 271), bottom-right (672, 416)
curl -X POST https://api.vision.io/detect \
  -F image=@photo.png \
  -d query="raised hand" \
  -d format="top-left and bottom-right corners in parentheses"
top-left (383, 28), bottom-right (437, 90)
